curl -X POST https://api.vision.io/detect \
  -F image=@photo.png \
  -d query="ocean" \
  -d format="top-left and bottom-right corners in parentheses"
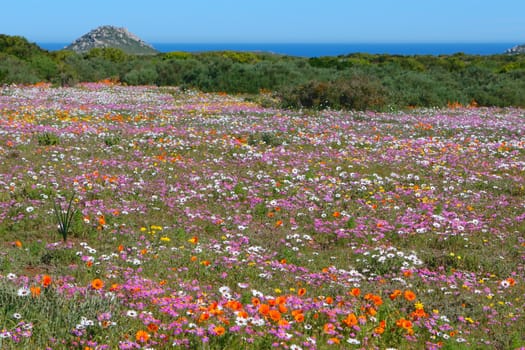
top-left (38, 42), bottom-right (516, 57)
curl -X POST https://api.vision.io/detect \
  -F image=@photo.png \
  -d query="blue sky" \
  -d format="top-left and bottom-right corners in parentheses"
top-left (1, 0), bottom-right (524, 43)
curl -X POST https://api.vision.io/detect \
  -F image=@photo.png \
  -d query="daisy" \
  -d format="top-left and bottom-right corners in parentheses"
top-left (126, 310), bottom-right (138, 318)
top-left (17, 287), bottom-right (31, 297)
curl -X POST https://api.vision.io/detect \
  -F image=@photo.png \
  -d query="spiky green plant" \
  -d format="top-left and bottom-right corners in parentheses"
top-left (53, 192), bottom-right (77, 242)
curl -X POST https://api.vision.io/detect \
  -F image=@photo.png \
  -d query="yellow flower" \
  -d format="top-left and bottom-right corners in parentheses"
top-left (160, 236), bottom-right (171, 242)
top-left (415, 301), bottom-right (424, 310)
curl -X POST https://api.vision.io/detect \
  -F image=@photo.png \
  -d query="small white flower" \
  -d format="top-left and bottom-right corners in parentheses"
top-left (7, 273), bottom-right (17, 280)
top-left (17, 287), bottom-right (30, 297)
top-left (235, 317), bottom-right (248, 326)
top-left (347, 338), bottom-right (361, 345)
top-left (126, 310), bottom-right (138, 318)
top-left (26, 206), bottom-right (34, 213)
top-left (12, 313), bottom-right (22, 319)
top-left (500, 280), bottom-right (510, 288)
top-left (218, 286), bottom-right (231, 295)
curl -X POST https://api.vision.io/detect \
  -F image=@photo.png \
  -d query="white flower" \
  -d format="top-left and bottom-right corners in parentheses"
top-left (12, 313), bottom-right (22, 319)
top-left (26, 206), bottom-right (34, 213)
top-left (126, 310), bottom-right (138, 318)
top-left (17, 287), bottom-right (30, 297)
top-left (251, 289), bottom-right (264, 298)
top-left (347, 338), bottom-right (361, 345)
top-left (235, 317), bottom-right (248, 326)
top-left (290, 345), bottom-right (302, 350)
top-left (7, 273), bottom-right (17, 280)
top-left (500, 280), bottom-right (510, 288)
top-left (0, 331), bottom-right (11, 338)
top-left (218, 286), bottom-right (231, 295)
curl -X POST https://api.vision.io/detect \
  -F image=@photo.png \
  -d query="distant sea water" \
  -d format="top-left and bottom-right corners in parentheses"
top-left (38, 42), bottom-right (516, 57)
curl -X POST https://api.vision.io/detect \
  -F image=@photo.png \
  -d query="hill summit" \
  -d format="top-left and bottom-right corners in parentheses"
top-left (66, 25), bottom-right (158, 54)
top-left (505, 43), bottom-right (525, 54)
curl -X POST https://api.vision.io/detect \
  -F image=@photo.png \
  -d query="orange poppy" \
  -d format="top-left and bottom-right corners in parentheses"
top-left (329, 337), bottom-right (340, 344)
top-left (91, 278), bottom-right (104, 290)
top-left (342, 313), bottom-right (358, 327)
top-left (323, 323), bottom-right (335, 334)
top-left (294, 313), bottom-right (305, 323)
top-left (214, 326), bottom-right (225, 336)
top-left (389, 289), bottom-right (402, 300)
top-left (404, 290), bottom-right (416, 302)
top-left (147, 323), bottom-right (159, 333)
top-left (30, 286), bottom-right (41, 297)
top-left (135, 330), bottom-right (150, 342)
top-left (297, 288), bottom-right (307, 296)
top-left (258, 304), bottom-right (270, 316)
top-left (269, 309), bottom-right (282, 322)
top-left (41, 275), bottom-right (52, 287)
top-left (350, 288), bottom-right (360, 297)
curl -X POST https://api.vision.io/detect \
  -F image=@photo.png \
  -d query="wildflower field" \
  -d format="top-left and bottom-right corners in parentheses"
top-left (0, 83), bottom-right (524, 349)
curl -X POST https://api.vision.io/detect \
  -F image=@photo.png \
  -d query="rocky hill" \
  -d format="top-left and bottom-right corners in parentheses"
top-left (65, 26), bottom-right (158, 55)
top-left (505, 44), bottom-right (525, 54)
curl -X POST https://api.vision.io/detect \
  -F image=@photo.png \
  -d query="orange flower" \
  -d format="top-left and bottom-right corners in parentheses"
top-left (404, 290), bottom-right (416, 302)
top-left (294, 312), bottom-right (305, 323)
top-left (269, 309), bottom-right (282, 322)
top-left (147, 323), bottom-right (159, 333)
top-left (98, 215), bottom-right (106, 226)
top-left (30, 286), bottom-right (41, 297)
top-left (329, 337), bottom-right (340, 344)
top-left (325, 296), bottom-right (334, 304)
top-left (199, 312), bottom-right (210, 322)
top-left (14, 240), bottom-right (23, 248)
top-left (374, 325), bottom-right (385, 334)
top-left (365, 293), bottom-right (383, 306)
top-left (507, 277), bottom-right (516, 286)
top-left (297, 288), bottom-right (307, 297)
top-left (396, 318), bottom-right (413, 331)
top-left (275, 220), bottom-right (283, 228)
top-left (91, 278), bottom-right (104, 290)
top-left (332, 211), bottom-right (341, 218)
top-left (342, 313), bottom-right (358, 327)
top-left (403, 269), bottom-right (413, 277)
top-left (350, 288), bottom-right (360, 297)
top-left (390, 289), bottom-right (402, 300)
top-left (323, 322), bottom-right (335, 334)
top-left (213, 326), bottom-right (226, 336)
top-left (188, 236), bottom-right (198, 244)
top-left (135, 330), bottom-right (150, 342)
top-left (41, 275), bottom-right (52, 288)
top-left (278, 303), bottom-right (288, 314)
top-left (367, 307), bottom-right (377, 316)
top-left (258, 304), bottom-right (270, 316)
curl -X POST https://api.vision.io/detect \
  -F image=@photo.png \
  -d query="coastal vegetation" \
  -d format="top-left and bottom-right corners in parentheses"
top-left (1, 34), bottom-right (525, 110)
